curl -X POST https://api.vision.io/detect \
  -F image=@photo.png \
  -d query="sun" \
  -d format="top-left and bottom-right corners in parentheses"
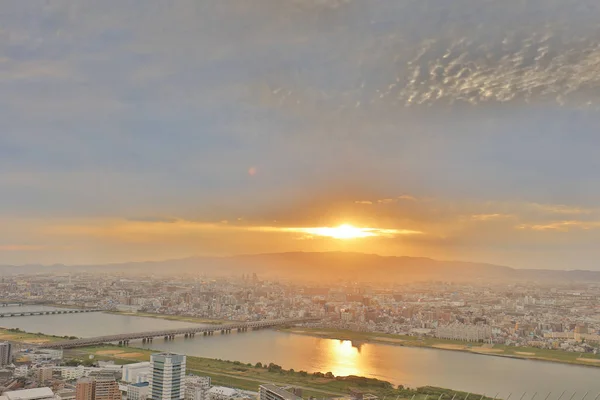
top-left (305, 224), bottom-right (376, 239)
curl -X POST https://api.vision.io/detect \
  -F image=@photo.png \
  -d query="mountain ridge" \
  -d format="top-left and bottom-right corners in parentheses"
top-left (1, 251), bottom-right (598, 283)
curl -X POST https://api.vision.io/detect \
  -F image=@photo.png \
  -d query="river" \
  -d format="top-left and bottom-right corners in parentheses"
top-left (1, 306), bottom-right (598, 396)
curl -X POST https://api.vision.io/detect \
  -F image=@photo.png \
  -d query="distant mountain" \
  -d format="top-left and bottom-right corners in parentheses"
top-left (2, 251), bottom-right (600, 283)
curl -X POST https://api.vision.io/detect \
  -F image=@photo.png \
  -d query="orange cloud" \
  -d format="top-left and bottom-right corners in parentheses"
top-left (471, 213), bottom-right (513, 221)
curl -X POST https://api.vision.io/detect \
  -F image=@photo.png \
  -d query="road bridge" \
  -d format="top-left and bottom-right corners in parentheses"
top-left (0, 303), bottom-right (23, 307)
top-left (40, 317), bottom-right (318, 349)
top-left (0, 309), bottom-right (103, 318)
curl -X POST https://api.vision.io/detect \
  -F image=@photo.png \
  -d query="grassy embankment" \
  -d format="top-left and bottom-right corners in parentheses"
top-left (66, 344), bottom-right (490, 400)
top-left (281, 327), bottom-right (600, 367)
top-left (0, 327), bottom-right (75, 344)
top-left (106, 311), bottom-right (227, 325)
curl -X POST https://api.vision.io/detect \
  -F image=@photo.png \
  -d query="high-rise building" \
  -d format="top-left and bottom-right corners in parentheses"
top-left (93, 376), bottom-right (121, 400)
top-left (150, 353), bottom-right (186, 400)
top-left (75, 375), bottom-right (120, 400)
top-left (0, 342), bottom-right (12, 366)
top-left (76, 378), bottom-right (95, 400)
top-left (259, 385), bottom-right (302, 400)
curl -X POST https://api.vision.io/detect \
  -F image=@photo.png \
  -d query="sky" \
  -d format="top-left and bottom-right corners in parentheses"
top-left (2, 0), bottom-right (600, 269)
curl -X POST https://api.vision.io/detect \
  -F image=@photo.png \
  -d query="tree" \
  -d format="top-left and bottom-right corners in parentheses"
top-left (255, 362), bottom-right (263, 368)
top-left (325, 372), bottom-right (335, 379)
top-left (267, 363), bottom-right (282, 372)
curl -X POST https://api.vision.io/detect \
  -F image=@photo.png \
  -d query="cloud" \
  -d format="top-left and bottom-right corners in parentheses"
top-left (471, 214), bottom-right (514, 221)
top-left (377, 198), bottom-right (396, 204)
top-left (517, 220), bottom-right (600, 232)
top-left (529, 203), bottom-right (592, 215)
top-left (398, 195), bottom-right (417, 201)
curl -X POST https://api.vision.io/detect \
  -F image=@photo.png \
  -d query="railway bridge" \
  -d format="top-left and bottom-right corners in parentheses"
top-left (40, 317), bottom-right (318, 349)
top-left (0, 309), bottom-right (103, 318)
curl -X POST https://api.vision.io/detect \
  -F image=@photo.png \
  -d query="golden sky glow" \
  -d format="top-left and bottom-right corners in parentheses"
top-left (2, 196), bottom-right (600, 268)
top-left (279, 224), bottom-right (421, 239)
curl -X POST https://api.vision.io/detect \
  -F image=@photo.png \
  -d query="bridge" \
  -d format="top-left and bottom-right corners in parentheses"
top-left (0, 309), bottom-right (103, 318)
top-left (40, 317), bottom-right (319, 349)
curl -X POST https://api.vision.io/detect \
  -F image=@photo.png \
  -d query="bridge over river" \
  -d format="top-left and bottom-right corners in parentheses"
top-left (40, 317), bottom-right (318, 349)
top-left (0, 309), bottom-right (103, 318)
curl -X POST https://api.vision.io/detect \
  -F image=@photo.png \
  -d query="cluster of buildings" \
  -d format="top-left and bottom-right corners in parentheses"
top-left (0, 348), bottom-right (308, 400)
top-left (2, 274), bottom-right (600, 353)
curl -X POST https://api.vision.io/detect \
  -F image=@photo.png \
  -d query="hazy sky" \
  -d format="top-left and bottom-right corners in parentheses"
top-left (2, 0), bottom-right (600, 269)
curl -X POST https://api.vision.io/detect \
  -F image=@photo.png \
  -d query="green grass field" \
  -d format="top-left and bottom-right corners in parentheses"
top-left (67, 344), bottom-right (491, 400)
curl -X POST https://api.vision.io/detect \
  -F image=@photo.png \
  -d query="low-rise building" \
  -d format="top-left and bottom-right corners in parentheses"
top-left (0, 388), bottom-right (56, 400)
top-left (259, 385), bottom-right (302, 400)
top-left (127, 382), bottom-right (149, 400)
top-left (184, 376), bottom-right (211, 400)
top-left (122, 362), bottom-right (150, 384)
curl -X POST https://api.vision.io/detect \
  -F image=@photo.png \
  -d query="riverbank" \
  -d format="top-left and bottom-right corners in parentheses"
top-left (66, 344), bottom-right (490, 400)
top-left (281, 327), bottom-right (600, 368)
top-left (0, 327), bottom-right (74, 344)
top-left (106, 311), bottom-right (226, 325)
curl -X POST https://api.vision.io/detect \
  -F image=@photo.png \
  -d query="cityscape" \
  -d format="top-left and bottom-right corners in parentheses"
top-left (0, 270), bottom-right (600, 400)
top-left (2, 1), bottom-right (600, 400)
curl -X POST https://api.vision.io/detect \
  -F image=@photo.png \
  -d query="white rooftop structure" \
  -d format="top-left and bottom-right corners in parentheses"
top-left (1, 388), bottom-right (55, 400)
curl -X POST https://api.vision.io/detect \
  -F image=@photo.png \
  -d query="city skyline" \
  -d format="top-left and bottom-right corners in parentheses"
top-left (2, 1), bottom-right (600, 269)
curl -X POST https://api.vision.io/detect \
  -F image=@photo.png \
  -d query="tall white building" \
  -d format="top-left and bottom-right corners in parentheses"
top-left (150, 353), bottom-right (186, 400)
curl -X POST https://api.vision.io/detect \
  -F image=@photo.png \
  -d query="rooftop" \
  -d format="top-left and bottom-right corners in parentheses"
top-left (259, 385), bottom-right (302, 400)
top-left (2, 388), bottom-right (55, 400)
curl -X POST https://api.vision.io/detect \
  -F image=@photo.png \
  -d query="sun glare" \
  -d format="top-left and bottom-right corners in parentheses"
top-left (304, 224), bottom-right (376, 239)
